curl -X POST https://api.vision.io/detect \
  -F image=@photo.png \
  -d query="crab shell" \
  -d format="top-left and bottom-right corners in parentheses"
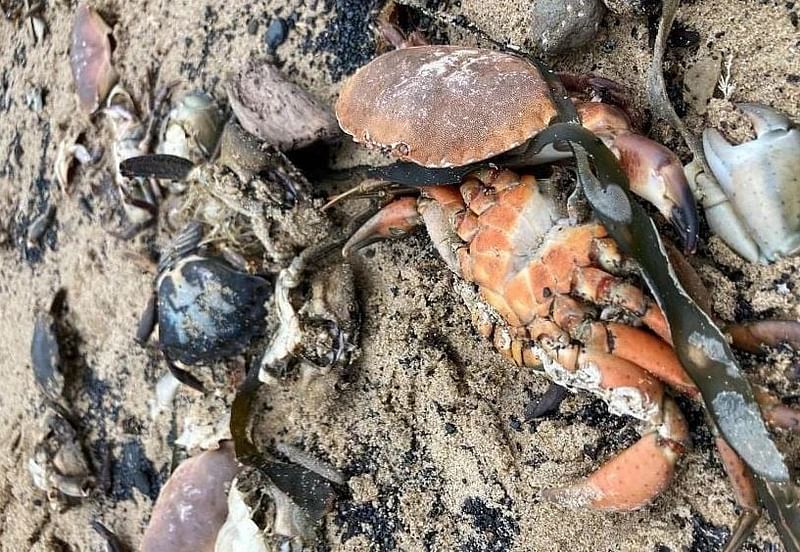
top-left (336, 46), bottom-right (558, 167)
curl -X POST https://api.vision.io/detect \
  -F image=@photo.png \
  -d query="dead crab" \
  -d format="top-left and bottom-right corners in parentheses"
top-left (687, 103), bottom-right (800, 263)
top-left (136, 221), bottom-right (272, 391)
top-left (336, 45), bottom-right (700, 252)
top-left (334, 45), bottom-right (800, 548)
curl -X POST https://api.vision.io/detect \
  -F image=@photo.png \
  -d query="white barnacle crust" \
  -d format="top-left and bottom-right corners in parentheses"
top-left (533, 344), bottom-right (659, 424)
top-left (686, 331), bottom-right (740, 378)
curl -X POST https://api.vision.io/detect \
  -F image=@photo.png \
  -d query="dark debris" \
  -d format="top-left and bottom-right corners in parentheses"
top-left (335, 485), bottom-right (402, 550)
top-left (460, 497), bottom-right (519, 552)
top-left (311, 0), bottom-right (380, 81)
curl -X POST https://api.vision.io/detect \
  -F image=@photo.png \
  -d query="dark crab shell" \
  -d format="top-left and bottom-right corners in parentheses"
top-left (335, 45), bottom-right (558, 168)
top-left (157, 255), bottom-right (271, 364)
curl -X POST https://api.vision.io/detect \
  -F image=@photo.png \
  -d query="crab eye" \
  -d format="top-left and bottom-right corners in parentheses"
top-left (395, 142), bottom-right (411, 157)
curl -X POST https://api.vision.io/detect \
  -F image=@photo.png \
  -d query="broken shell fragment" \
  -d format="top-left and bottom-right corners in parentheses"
top-left (142, 441), bottom-right (240, 552)
top-left (31, 304), bottom-right (64, 400)
top-left (158, 92), bottom-right (225, 164)
top-left (215, 460), bottom-right (338, 551)
top-left (226, 58), bottom-right (338, 150)
top-left (689, 103), bottom-right (800, 263)
top-left (70, 3), bottom-right (117, 113)
top-left (28, 411), bottom-right (92, 502)
top-left (54, 133), bottom-right (93, 190)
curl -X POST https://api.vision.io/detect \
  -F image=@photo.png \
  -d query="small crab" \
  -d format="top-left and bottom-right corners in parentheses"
top-left (687, 103), bottom-right (800, 263)
top-left (336, 45), bottom-right (700, 251)
top-left (334, 46), bottom-right (800, 548)
top-left (137, 221), bottom-right (272, 390)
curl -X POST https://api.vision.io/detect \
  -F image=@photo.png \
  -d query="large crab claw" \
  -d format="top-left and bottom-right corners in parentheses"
top-left (577, 103), bottom-right (699, 253)
top-left (689, 103), bottom-right (800, 263)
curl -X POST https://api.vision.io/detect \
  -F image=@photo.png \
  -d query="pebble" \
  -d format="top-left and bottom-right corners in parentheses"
top-left (529, 0), bottom-right (606, 54)
top-left (264, 17), bottom-right (288, 52)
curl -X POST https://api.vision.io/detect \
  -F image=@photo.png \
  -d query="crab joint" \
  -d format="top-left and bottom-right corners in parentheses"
top-left (612, 133), bottom-right (699, 253)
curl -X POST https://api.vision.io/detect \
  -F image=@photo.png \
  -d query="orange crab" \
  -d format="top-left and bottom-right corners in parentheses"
top-left (336, 45), bottom-right (699, 251)
top-left (334, 45), bottom-right (800, 546)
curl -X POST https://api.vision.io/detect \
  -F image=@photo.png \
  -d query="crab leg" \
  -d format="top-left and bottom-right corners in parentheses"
top-left (542, 392), bottom-right (688, 511)
top-left (342, 196), bottom-right (422, 256)
top-left (578, 102), bottom-right (699, 252)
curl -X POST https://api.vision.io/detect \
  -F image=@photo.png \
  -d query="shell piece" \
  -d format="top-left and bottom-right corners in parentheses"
top-left (28, 411), bottom-right (92, 502)
top-left (158, 92), bottom-right (225, 164)
top-left (142, 441), bottom-right (240, 552)
top-left (156, 255), bottom-right (272, 365)
top-left (227, 58), bottom-right (338, 150)
top-left (335, 45), bottom-right (558, 168)
top-left (214, 484), bottom-right (268, 552)
top-left (31, 310), bottom-right (64, 400)
top-left (69, 3), bottom-right (117, 113)
top-left (699, 103), bottom-right (800, 262)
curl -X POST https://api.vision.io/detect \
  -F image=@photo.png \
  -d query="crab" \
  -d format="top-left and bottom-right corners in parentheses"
top-left (336, 45), bottom-right (700, 252)
top-left (136, 221), bottom-right (272, 391)
top-left (334, 45), bottom-right (800, 547)
top-left (687, 103), bottom-right (800, 263)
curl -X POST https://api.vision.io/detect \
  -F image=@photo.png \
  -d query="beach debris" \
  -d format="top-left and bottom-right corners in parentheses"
top-left (683, 54), bottom-right (722, 115)
top-left (258, 248), bottom-right (358, 383)
top-left (141, 441), bottom-right (240, 552)
top-left (29, 292), bottom-right (94, 505)
top-left (336, 38), bottom-right (800, 548)
top-left (104, 85), bottom-right (160, 233)
top-left (54, 133), bottom-right (95, 191)
top-left (70, 3), bottom-right (116, 113)
top-left (687, 104), bottom-right (800, 263)
top-left (91, 520), bottom-right (128, 552)
top-left (336, 45), bottom-right (699, 251)
top-left (158, 91), bottom-right (225, 165)
top-left (31, 298), bottom-right (64, 400)
top-left (216, 460), bottom-right (339, 551)
top-left (717, 54), bottom-right (736, 101)
top-left (529, 0), bottom-right (605, 54)
top-left (137, 221), bottom-right (271, 390)
top-left (26, 202), bottom-right (55, 249)
top-left (25, 87), bottom-right (43, 112)
top-left (226, 58), bottom-right (338, 151)
top-left (264, 17), bottom-right (288, 53)
top-left (121, 122), bottom-right (331, 267)
top-left (28, 410), bottom-right (92, 504)
top-left (175, 412), bottom-right (233, 453)
top-left (601, 0), bottom-right (654, 15)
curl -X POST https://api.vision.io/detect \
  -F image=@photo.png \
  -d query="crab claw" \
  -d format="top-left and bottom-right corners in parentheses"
top-left (612, 133), bottom-right (700, 252)
top-left (542, 397), bottom-right (687, 511)
top-left (579, 104), bottom-right (699, 252)
top-left (701, 103), bottom-right (800, 262)
top-left (342, 197), bottom-right (421, 256)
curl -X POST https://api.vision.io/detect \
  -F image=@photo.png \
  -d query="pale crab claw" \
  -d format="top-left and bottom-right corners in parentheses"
top-left (695, 103), bottom-right (800, 263)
